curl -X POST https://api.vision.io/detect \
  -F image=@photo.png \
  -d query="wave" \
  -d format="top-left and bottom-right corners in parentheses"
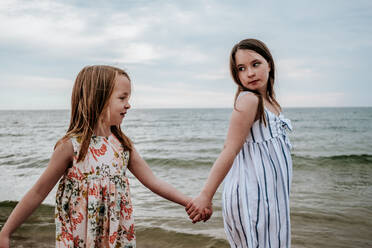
top-left (18, 158), bottom-right (50, 168)
top-left (0, 158), bottom-right (49, 168)
top-left (141, 154), bottom-right (372, 169)
top-left (0, 201), bottom-right (228, 248)
top-left (0, 133), bottom-right (26, 137)
top-left (134, 137), bottom-right (221, 144)
top-left (0, 154), bottom-right (15, 159)
top-left (293, 153), bottom-right (372, 161)
top-left (292, 154), bottom-right (372, 167)
top-left (144, 157), bottom-right (212, 167)
top-left (135, 226), bottom-right (228, 248)
top-left (2, 154), bottom-right (371, 170)
top-left (143, 154), bottom-right (372, 169)
top-left (0, 201), bottom-right (54, 225)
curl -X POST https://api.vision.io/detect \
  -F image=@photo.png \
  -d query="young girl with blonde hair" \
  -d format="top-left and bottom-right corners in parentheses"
top-left (0, 65), bottom-right (193, 248)
top-left (186, 39), bottom-right (293, 247)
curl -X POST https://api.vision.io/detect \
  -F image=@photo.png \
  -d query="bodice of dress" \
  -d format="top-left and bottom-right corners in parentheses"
top-left (67, 135), bottom-right (130, 181)
top-left (246, 108), bottom-right (293, 149)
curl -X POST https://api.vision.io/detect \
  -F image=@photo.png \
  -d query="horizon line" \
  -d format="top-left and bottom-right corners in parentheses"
top-left (1, 106), bottom-right (372, 111)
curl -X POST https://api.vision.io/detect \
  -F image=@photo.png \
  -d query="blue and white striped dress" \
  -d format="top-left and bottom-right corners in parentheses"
top-left (222, 92), bottom-right (293, 248)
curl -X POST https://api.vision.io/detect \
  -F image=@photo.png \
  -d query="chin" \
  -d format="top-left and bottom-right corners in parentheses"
top-left (111, 121), bottom-right (122, 127)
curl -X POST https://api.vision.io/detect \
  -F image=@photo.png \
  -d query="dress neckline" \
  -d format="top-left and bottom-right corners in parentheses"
top-left (264, 107), bottom-right (281, 118)
top-left (92, 134), bottom-right (111, 140)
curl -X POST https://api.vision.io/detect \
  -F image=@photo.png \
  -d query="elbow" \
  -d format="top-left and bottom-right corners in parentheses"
top-left (222, 144), bottom-right (241, 157)
top-left (32, 187), bottom-right (49, 203)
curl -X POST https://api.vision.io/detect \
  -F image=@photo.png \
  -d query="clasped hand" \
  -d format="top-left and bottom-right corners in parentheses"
top-left (185, 193), bottom-right (213, 223)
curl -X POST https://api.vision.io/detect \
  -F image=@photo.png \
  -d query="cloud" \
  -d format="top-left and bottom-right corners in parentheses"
top-left (0, 1), bottom-right (86, 45)
top-left (277, 59), bottom-right (321, 81)
top-left (132, 82), bottom-right (234, 108)
top-left (114, 43), bottom-right (164, 64)
top-left (0, 74), bottom-right (72, 109)
top-left (0, 0), bottom-right (214, 65)
top-left (193, 68), bottom-right (229, 80)
top-left (280, 92), bottom-right (346, 107)
top-left (0, 0), bottom-right (149, 61)
top-left (0, 75), bottom-right (72, 90)
top-left (0, 85), bottom-right (71, 111)
top-left (0, 0), bottom-right (371, 109)
top-left (113, 43), bottom-right (210, 65)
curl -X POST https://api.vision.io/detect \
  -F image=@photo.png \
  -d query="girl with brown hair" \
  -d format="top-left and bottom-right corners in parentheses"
top-left (186, 39), bottom-right (293, 247)
top-left (0, 65), bottom-right (193, 248)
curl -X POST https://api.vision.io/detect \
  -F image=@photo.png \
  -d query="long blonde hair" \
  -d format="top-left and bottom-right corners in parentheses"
top-left (230, 39), bottom-right (281, 125)
top-left (56, 65), bottom-right (133, 162)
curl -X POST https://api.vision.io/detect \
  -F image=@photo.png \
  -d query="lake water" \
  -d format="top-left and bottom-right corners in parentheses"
top-left (0, 107), bottom-right (371, 247)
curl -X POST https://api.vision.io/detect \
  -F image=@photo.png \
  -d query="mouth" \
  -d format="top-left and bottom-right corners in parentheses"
top-left (120, 112), bottom-right (126, 117)
top-left (249, 79), bottom-right (259, 85)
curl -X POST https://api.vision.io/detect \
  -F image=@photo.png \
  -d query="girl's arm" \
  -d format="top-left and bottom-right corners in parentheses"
top-left (128, 147), bottom-right (192, 207)
top-left (0, 139), bottom-right (73, 246)
top-left (186, 93), bottom-right (258, 222)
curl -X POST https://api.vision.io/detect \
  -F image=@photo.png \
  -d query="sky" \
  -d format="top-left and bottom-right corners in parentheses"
top-left (0, 0), bottom-right (371, 109)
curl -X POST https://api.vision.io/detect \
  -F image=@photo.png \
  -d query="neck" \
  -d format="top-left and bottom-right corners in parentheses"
top-left (94, 122), bottom-right (111, 137)
top-left (258, 86), bottom-right (268, 97)
top-left (263, 96), bottom-right (271, 104)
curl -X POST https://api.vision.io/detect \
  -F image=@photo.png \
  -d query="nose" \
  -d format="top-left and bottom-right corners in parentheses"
top-left (125, 102), bottom-right (131, 109)
top-left (247, 67), bottom-right (255, 78)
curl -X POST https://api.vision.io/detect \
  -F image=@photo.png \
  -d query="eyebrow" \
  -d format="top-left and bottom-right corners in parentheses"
top-left (237, 59), bottom-right (261, 67)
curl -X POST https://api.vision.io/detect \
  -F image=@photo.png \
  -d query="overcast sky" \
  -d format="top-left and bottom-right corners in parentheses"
top-left (0, 0), bottom-right (371, 109)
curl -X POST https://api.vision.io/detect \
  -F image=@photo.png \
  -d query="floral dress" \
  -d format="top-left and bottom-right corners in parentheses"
top-left (55, 134), bottom-right (136, 248)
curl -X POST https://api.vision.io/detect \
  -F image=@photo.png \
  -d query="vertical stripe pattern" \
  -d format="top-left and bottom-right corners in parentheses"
top-left (222, 92), bottom-right (293, 248)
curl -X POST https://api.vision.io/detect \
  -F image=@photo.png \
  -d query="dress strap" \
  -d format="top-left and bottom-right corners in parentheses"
top-left (237, 91), bottom-right (254, 100)
top-left (70, 136), bottom-right (80, 155)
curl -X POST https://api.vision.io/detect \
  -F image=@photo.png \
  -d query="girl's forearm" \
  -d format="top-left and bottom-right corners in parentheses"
top-left (149, 179), bottom-right (191, 207)
top-left (0, 187), bottom-right (46, 237)
top-left (201, 146), bottom-right (237, 201)
top-left (129, 149), bottom-right (192, 207)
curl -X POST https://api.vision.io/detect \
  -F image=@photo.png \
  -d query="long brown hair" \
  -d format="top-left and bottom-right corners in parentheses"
top-left (56, 65), bottom-right (133, 162)
top-left (230, 38), bottom-right (281, 125)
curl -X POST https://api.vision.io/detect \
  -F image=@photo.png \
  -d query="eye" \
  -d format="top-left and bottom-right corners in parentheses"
top-left (237, 66), bottom-right (245, 71)
top-left (253, 62), bottom-right (261, 67)
top-left (119, 96), bottom-right (127, 100)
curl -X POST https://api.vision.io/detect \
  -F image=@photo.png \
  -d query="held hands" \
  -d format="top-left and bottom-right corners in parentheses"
top-left (185, 193), bottom-right (213, 223)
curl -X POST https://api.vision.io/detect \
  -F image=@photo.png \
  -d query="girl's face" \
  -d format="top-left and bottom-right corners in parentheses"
top-left (105, 75), bottom-right (131, 126)
top-left (235, 49), bottom-right (270, 95)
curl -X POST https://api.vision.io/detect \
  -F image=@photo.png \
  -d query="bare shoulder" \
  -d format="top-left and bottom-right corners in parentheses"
top-left (53, 137), bottom-right (74, 163)
top-left (128, 146), bottom-right (141, 167)
top-left (235, 92), bottom-right (259, 112)
top-left (129, 146), bottom-right (139, 158)
top-left (55, 136), bottom-right (73, 150)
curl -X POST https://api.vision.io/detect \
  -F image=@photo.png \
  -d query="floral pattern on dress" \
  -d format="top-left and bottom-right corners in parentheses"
top-left (55, 135), bottom-right (135, 248)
